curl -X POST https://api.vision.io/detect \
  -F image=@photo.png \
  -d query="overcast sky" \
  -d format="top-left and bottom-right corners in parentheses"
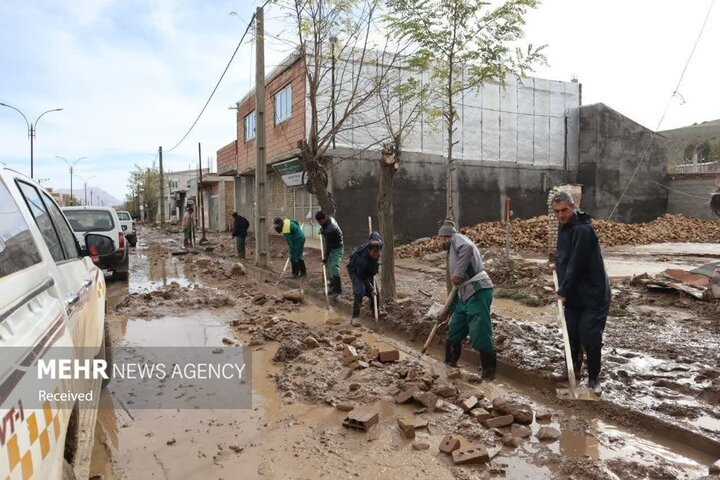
top-left (1, 0), bottom-right (717, 201)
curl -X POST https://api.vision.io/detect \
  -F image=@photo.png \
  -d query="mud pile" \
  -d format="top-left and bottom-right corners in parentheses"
top-left (397, 214), bottom-right (720, 257)
top-left (115, 282), bottom-right (235, 316)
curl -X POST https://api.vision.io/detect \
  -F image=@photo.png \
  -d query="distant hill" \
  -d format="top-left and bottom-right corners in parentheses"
top-left (660, 119), bottom-right (720, 165)
top-left (54, 188), bottom-right (122, 207)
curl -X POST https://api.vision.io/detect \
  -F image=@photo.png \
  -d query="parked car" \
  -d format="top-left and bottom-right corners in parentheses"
top-left (62, 206), bottom-right (129, 281)
top-left (115, 210), bottom-right (137, 247)
top-left (0, 166), bottom-right (113, 479)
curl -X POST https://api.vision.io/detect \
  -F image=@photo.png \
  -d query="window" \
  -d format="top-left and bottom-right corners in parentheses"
top-left (117, 211), bottom-right (131, 221)
top-left (0, 179), bottom-right (42, 278)
top-left (63, 210), bottom-right (115, 232)
top-left (17, 181), bottom-right (65, 262)
top-left (41, 192), bottom-right (81, 260)
top-left (274, 84), bottom-right (292, 124)
top-left (244, 111), bottom-right (256, 141)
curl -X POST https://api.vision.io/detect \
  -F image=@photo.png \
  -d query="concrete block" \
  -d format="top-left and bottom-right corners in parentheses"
top-left (460, 396), bottom-right (479, 413)
top-left (397, 418), bottom-right (416, 439)
top-left (395, 386), bottom-right (420, 404)
top-left (439, 435), bottom-right (464, 454)
top-left (470, 408), bottom-right (493, 422)
top-left (343, 406), bottom-right (379, 432)
top-left (452, 445), bottom-right (490, 465)
top-left (482, 415), bottom-right (514, 428)
top-left (378, 350), bottom-right (400, 363)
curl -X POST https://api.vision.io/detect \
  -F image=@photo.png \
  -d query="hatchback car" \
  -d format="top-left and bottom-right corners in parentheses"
top-left (62, 206), bottom-right (129, 281)
top-left (115, 210), bottom-right (137, 247)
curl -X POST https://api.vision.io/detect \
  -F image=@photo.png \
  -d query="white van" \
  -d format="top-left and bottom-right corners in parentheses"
top-left (0, 167), bottom-right (112, 479)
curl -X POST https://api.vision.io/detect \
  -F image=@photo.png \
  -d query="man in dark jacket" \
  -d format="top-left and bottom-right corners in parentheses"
top-left (346, 232), bottom-right (382, 326)
top-left (315, 211), bottom-right (344, 298)
top-left (231, 212), bottom-right (250, 259)
top-left (552, 191), bottom-right (610, 395)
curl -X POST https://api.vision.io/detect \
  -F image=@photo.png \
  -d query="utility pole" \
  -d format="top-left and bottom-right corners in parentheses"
top-left (198, 142), bottom-right (208, 244)
top-left (159, 146), bottom-right (165, 226)
top-left (0, 103), bottom-right (62, 178)
top-left (57, 156), bottom-right (86, 205)
top-left (254, 6), bottom-right (268, 267)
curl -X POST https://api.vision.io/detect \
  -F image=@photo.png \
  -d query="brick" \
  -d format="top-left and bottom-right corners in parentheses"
top-left (412, 441), bottom-right (431, 451)
top-left (501, 434), bottom-right (522, 448)
top-left (397, 418), bottom-right (416, 439)
top-left (536, 426), bottom-right (561, 442)
top-left (395, 386), bottom-right (420, 404)
top-left (336, 402), bottom-right (355, 411)
top-left (460, 396), bottom-right (478, 413)
top-left (366, 348), bottom-right (380, 360)
top-left (439, 435), bottom-right (463, 454)
top-left (482, 415), bottom-right (514, 428)
top-left (342, 406), bottom-right (379, 432)
top-left (342, 345), bottom-right (359, 364)
top-left (413, 391), bottom-right (438, 411)
top-left (452, 445), bottom-right (490, 465)
top-left (414, 419), bottom-right (428, 429)
top-left (378, 350), bottom-right (400, 363)
top-left (535, 409), bottom-right (552, 421)
top-left (470, 408), bottom-right (493, 422)
top-left (447, 368), bottom-right (461, 380)
top-left (511, 424), bottom-right (532, 439)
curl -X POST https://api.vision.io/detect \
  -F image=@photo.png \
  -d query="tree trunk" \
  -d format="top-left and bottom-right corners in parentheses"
top-left (299, 140), bottom-right (336, 215)
top-left (378, 140), bottom-right (398, 300)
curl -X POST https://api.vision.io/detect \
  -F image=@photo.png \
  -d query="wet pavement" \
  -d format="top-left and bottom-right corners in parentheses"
top-left (88, 226), bottom-right (719, 479)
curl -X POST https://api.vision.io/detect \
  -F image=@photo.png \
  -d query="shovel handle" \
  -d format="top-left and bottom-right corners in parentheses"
top-left (420, 286), bottom-right (457, 355)
top-left (553, 270), bottom-right (578, 398)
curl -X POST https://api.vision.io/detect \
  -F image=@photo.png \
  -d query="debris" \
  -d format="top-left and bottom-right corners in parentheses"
top-left (230, 263), bottom-right (246, 276)
top-left (501, 434), bottom-right (522, 448)
top-left (336, 402), bottom-right (355, 412)
top-left (492, 397), bottom-right (533, 425)
top-left (446, 368), bottom-right (461, 380)
top-left (510, 424), bottom-right (532, 439)
top-left (395, 386), bottom-right (420, 404)
top-left (536, 426), bottom-right (561, 442)
top-left (535, 409), bottom-right (552, 421)
top-left (397, 418), bottom-right (416, 439)
top-left (413, 391), bottom-right (439, 410)
top-left (229, 445), bottom-right (244, 454)
top-left (349, 383), bottom-right (361, 391)
top-left (303, 336), bottom-right (320, 348)
top-left (710, 459), bottom-right (720, 474)
top-left (469, 408), bottom-right (493, 422)
top-left (167, 438), bottom-right (177, 446)
top-left (342, 345), bottom-right (361, 365)
top-left (452, 445), bottom-right (490, 465)
top-left (414, 419), bottom-right (428, 429)
top-left (439, 435), bottom-right (464, 454)
top-left (464, 373), bottom-right (483, 384)
top-left (481, 415), bottom-right (514, 428)
top-left (253, 294), bottom-right (267, 305)
top-left (342, 406), bottom-right (379, 432)
top-left (460, 396), bottom-right (479, 413)
top-left (412, 441), bottom-right (431, 451)
top-left (431, 383), bottom-right (458, 398)
top-left (282, 289), bottom-right (305, 303)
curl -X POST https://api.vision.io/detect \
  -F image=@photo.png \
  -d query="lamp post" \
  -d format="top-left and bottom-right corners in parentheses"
top-left (56, 156), bottom-right (86, 205)
top-left (75, 174), bottom-right (96, 205)
top-left (0, 103), bottom-right (63, 179)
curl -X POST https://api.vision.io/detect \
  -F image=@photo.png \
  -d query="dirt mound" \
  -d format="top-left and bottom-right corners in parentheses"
top-left (115, 282), bottom-right (235, 316)
top-left (397, 214), bottom-right (720, 257)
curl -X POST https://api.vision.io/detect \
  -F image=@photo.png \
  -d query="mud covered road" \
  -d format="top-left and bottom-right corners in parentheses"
top-left (88, 226), bottom-right (720, 479)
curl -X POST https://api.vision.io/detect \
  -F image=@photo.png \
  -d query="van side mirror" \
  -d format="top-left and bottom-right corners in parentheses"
top-left (83, 234), bottom-right (115, 257)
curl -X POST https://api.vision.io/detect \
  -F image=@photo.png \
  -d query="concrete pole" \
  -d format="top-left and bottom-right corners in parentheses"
top-left (159, 146), bottom-right (165, 226)
top-left (254, 6), bottom-right (268, 267)
top-left (198, 142), bottom-right (207, 243)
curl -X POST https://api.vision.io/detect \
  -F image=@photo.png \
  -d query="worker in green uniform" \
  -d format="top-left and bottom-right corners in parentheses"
top-left (274, 217), bottom-right (306, 278)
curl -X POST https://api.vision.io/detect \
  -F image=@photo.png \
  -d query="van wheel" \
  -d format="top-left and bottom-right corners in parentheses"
top-left (112, 269), bottom-right (129, 281)
top-left (97, 321), bottom-right (113, 388)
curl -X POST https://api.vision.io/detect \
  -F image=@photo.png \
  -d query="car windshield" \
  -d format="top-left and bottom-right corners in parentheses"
top-left (64, 210), bottom-right (115, 232)
top-left (117, 211), bottom-right (131, 221)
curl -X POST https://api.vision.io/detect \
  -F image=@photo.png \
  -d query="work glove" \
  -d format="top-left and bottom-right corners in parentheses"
top-left (322, 257), bottom-right (328, 264)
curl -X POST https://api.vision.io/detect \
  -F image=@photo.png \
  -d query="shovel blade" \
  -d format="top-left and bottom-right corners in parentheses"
top-left (556, 387), bottom-right (599, 401)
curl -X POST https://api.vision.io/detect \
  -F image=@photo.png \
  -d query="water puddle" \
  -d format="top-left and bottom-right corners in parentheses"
top-left (129, 251), bottom-right (198, 293)
top-left (120, 312), bottom-right (233, 346)
top-left (493, 298), bottom-right (557, 325)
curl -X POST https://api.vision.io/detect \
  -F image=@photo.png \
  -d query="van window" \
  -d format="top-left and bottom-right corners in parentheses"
top-left (117, 211), bottom-right (131, 221)
top-left (41, 192), bottom-right (81, 259)
top-left (63, 210), bottom-right (115, 232)
top-left (0, 180), bottom-right (43, 278)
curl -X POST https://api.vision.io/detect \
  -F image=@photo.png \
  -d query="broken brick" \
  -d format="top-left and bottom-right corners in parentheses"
top-left (536, 426), bottom-right (561, 442)
top-left (439, 435), bottom-right (463, 454)
top-left (342, 407), bottom-right (379, 432)
top-left (412, 441), bottom-right (431, 451)
top-left (482, 415), bottom-right (514, 428)
top-left (414, 419), bottom-right (428, 429)
top-left (413, 391), bottom-right (439, 411)
top-left (511, 424), bottom-right (532, 439)
top-left (397, 418), bottom-right (416, 439)
top-left (452, 445), bottom-right (490, 465)
top-left (470, 408), bottom-right (493, 422)
top-left (460, 396), bottom-right (479, 412)
top-left (335, 403), bottom-right (355, 412)
top-left (395, 386), bottom-right (420, 404)
top-left (447, 368), bottom-right (461, 380)
top-left (501, 434), bottom-right (522, 448)
top-left (378, 350), bottom-right (400, 363)
top-left (366, 347), bottom-right (380, 360)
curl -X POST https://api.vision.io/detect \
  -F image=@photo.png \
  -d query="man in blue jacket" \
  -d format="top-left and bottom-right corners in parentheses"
top-left (315, 211), bottom-right (344, 299)
top-left (552, 191), bottom-right (610, 395)
top-left (346, 232), bottom-right (382, 326)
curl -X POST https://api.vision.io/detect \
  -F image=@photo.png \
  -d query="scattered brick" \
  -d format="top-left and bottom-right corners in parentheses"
top-left (439, 435), bottom-right (463, 454)
top-left (470, 408), bottom-right (493, 422)
top-left (511, 424), bottom-right (532, 439)
top-left (413, 391), bottom-right (439, 411)
top-left (412, 441), bottom-right (431, 451)
top-left (460, 396), bottom-right (478, 412)
top-left (482, 415), bottom-right (514, 428)
top-left (395, 386), bottom-right (420, 404)
top-left (452, 445), bottom-right (490, 465)
top-left (397, 418), bottom-right (416, 439)
top-left (536, 426), bottom-right (561, 442)
top-left (335, 403), bottom-right (355, 412)
top-left (342, 406), bottom-right (379, 432)
top-left (378, 350), bottom-right (400, 363)
top-left (501, 434), bottom-right (522, 448)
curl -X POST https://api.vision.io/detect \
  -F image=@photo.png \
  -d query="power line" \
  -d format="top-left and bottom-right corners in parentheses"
top-left (607, 0), bottom-right (716, 220)
top-left (167, 3), bottom-right (269, 153)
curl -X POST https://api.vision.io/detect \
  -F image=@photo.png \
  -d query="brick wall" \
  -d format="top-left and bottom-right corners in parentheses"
top-left (217, 141), bottom-right (238, 175)
top-left (235, 58), bottom-right (306, 174)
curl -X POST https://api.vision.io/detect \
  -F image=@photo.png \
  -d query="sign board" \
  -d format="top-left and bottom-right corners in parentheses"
top-left (272, 158), bottom-right (305, 188)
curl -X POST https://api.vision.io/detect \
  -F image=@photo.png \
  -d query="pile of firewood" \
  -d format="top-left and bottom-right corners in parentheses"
top-left (396, 214), bottom-right (720, 258)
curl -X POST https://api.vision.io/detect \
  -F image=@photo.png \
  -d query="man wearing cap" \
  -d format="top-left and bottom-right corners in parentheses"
top-left (182, 206), bottom-right (195, 248)
top-left (273, 217), bottom-right (306, 278)
top-left (437, 220), bottom-right (496, 380)
top-left (346, 232), bottom-right (383, 326)
top-left (315, 211), bottom-right (344, 298)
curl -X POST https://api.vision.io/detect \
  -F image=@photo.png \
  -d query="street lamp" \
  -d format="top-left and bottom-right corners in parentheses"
top-left (56, 156), bottom-right (86, 205)
top-left (75, 174), bottom-right (96, 205)
top-left (0, 103), bottom-right (63, 178)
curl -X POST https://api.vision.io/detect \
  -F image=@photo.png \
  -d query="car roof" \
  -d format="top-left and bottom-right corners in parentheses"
top-left (62, 206), bottom-right (116, 212)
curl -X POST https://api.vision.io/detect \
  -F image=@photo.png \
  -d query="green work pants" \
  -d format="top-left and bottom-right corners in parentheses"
top-left (326, 246), bottom-right (344, 277)
top-left (235, 235), bottom-right (246, 253)
top-left (447, 288), bottom-right (494, 352)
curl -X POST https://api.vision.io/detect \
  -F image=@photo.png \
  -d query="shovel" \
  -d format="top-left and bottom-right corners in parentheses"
top-left (319, 235), bottom-right (330, 308)
top-left (421, 286), bottom-right (457, 354)
top-left (553, 271), bottom-right (598, 401)
top-left (274, 258), bottom-right (291, 286)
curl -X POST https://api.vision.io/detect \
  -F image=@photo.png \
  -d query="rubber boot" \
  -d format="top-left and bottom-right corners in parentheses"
top-left (299, 260), bottom-right (307, 277)
top-left (586, 346), bottom-right (602, 395)
top-left (238, 249), bottom-right (246, 259)
top-left (444, 342), bottom-right (462, 367)
top-left (351, 294), bottom-right (363, 326)
top-left (291, 261), bottom-right (299, 278)
top-left (330, 276), bottom-right (341, 299)
top-left (480, 350), bottom-right (497, 381)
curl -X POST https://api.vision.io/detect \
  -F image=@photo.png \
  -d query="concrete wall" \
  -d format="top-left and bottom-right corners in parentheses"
top-left (576, 103), bottom-right (669, 223)
top-left (330, 148), bottom-right (570, 246)
top-left (668, 173), bottom-right (719, 220)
